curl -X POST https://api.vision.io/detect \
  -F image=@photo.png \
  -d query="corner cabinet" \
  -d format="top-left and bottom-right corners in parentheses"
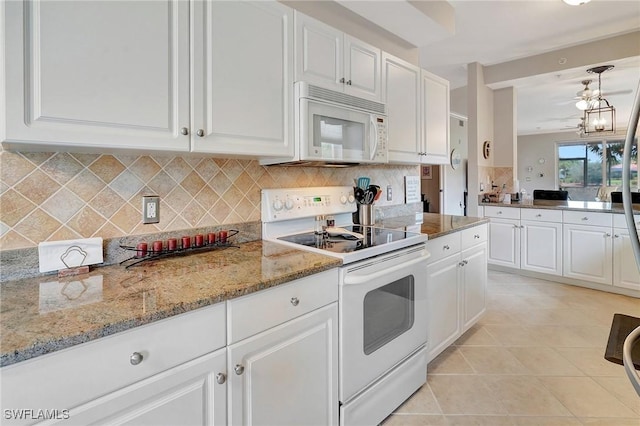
top-left (294, 12), bottom-right (381, 101)
top-left (383, 53), bottom-right (450, 165)
top-left (2, 0), bottom-right (294, 159)
top-left (425, 225), bottom-right (487, 363)
top-left (383, 53), bottom-right (421, 164)
top-left (420, 70), bottom-right (450, 164)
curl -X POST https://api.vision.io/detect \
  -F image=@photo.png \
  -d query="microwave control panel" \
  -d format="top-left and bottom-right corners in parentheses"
top-left (373, 115), bottom-right (388, 162)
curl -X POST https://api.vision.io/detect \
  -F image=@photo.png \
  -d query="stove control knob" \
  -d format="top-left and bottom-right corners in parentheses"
top-left (348, 194), bottom-right (355, 203)
top-left (273, 199), bottom-right (283, 211)
top-left (285, 198), bottom-right (294, 210)
top-left (340, 195), bottom-right (348, 204)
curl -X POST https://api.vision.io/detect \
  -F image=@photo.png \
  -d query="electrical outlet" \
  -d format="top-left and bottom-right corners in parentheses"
top-left (142, 196), bottom-right (160, 224)
top-left (386, 185), bottom-right (392, 201)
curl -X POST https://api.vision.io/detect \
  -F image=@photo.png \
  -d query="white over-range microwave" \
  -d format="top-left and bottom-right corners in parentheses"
top-left (261, 82), bottom-right (388, 167)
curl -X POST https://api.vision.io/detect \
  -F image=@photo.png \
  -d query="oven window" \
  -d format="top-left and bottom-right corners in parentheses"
top-left (363, 275), bottom-right (415, 355)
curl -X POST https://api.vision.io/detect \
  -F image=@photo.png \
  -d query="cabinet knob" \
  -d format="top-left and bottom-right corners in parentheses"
top-left (536, 214), bottom-right (542, 217)
top-left (234, 364), bottom-right (245, 375)
top-left (216, 373), bottom-right (226, 384)
top-left (497, 211), bottom-right (503, 214)
top-left (443, 245), bottom-right (450, 250)
top-left (605, 233), bottom-right (611, 237)
top-left (581, 217), bottom-right (589, 221)
top-left (614, 234), bottom-right (620, 238)
top-left (180, 127), bottom-right (189, 136)
top-left (340, 77), bottom-right (346, 83)
top-left (463, 260), bottom-right (468, 265)
top-left (130, 352), bottom-right (143, 366)
top-left (346, 80), bottom-right (352, 85)
top-left (290, 297), bottom-right (300, 306)
top-left (196, 129), bottom-right (205, 137)
top-left (458, 261), bottom-right (465, 267)
top-left (474, 234), bottom-right (480, 239)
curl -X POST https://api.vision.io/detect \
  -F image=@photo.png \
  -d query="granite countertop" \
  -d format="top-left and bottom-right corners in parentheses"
top-left (381, 213), bottom-right (489, 239)
top-left (480, 200), bottom-right (640, 214)
top-left (0, 240), bottom-right (341, 367)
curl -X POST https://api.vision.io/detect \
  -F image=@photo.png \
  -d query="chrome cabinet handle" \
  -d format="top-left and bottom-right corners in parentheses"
top-left (463, 260), bottom-right (468, 265)
top-left (536, 214), bottom-right (542, 217)
top-left (346, 80), bottom-right (352, 85)
top-left (443, 245), bottom-right (450, 250)
top-left (196, 129), bottom-right (204, 137)
top-left (582, 217), bottom-right (589, 221)
top-left (234, 364), bottom-right (245, 375)
top-left (497, 211), bottom-right (503, 214)
top-left (130, 352), bottom-right (143, 366)
top-left (474, 234), bottom-right (480, 239)
top-left (458, 261), bottom-right (465, 267)
top-left (614, 234), bottom-right (620, 238)
top-left (340, 77), bottom-right (345, 83)
top-left (216, 373), bottom-right (226, 384)
top-left (180, 127), bottom-right (189, 136)
top-left (605, 233), bottom-right (612, 237)
top-left (290, 297), bottom-right (299, 306)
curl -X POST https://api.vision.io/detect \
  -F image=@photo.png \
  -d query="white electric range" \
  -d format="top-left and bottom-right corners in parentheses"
top-left (262, 186), bottom-right (430, 426)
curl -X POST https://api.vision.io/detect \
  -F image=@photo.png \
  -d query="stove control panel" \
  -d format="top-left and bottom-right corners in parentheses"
top-left (262, 186), bottom-right (356, 222)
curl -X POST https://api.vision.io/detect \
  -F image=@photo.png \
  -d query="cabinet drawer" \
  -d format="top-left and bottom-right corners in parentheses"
top-left (227, 269), bottom-right (338, 344)
top-left (520, 208), bottom-right (562, 223)
top-left (461, 224), bottom-right (487, 250)
top-left (425, 232), bottom-right (461, 264)
top-left (613, 213), bottom-right (640, 229)
top-left (563, 211), bottom-right (612, 227)
top-left (484, 206), bottom-right (520, 220)
top-left (1, 303), bottom-right (226, 417)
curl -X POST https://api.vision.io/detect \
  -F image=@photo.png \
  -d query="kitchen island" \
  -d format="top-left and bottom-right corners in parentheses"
top-left (479, 200), bottom-right (640, 297)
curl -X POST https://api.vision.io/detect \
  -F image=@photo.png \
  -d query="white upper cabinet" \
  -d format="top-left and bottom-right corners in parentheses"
top-left (382, 53), bottom-right (421, 163)
top-left (295, 12), bottom-right (381, 101)
top-left (3, 0), bottom-right (294, 158)
top-left (2, 0), bottom-right (191, 153)
top-left (420, 70), bottom-right (450, 164)
top-left (191, 1), bottom-right (294, 158)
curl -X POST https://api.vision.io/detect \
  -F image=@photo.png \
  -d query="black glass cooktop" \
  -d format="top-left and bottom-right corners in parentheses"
top-left (278, 225), bottom-right (415, 254)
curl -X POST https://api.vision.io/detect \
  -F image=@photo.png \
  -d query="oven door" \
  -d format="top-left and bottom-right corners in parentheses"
top-left (339, 244), bottom-right (429, 402)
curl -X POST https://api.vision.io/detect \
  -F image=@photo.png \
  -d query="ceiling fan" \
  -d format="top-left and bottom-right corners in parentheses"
top-left (573, 66), bottom-right (632, 110)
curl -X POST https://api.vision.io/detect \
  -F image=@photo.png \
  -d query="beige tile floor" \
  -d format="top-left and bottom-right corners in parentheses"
top-left (383, 270), bottom-right (640, 426)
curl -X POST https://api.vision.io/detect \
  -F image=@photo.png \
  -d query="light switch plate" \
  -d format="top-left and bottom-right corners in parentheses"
top-left (38, 237), bottom-right (103, 273)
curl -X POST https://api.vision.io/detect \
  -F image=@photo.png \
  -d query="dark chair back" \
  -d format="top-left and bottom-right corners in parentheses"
top-left (610, 192), bottom-right (640, 203)
top-left (533, 190), bottom-right (569, 200)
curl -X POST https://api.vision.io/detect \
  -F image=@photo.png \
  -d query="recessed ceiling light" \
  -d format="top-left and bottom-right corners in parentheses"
top-left (562, 0), bottom-right (591, 5)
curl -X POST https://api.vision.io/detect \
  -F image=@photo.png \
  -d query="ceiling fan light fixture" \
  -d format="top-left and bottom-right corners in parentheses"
top-left (562, 0), bottom-right (591, 5)
top-left (575, 99), bottom-right (590, 110)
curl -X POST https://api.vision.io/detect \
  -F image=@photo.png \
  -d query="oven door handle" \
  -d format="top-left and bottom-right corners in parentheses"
top-left (343, 252), bottom-right (430, 285)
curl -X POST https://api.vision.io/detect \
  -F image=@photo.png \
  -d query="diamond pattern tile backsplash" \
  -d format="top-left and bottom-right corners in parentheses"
top-left (0, 150), bottom-right (419, 250)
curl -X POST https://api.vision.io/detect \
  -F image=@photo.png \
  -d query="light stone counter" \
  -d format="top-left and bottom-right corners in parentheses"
top-left (480, 200), bottom-right (640, 214)
top-left (380, 213), bottom-right (489, 239)
top-left (0, 240), bottom-right (341, 367)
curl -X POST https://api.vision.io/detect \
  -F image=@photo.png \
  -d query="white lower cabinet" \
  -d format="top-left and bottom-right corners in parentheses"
top-left (426, 225), bottom-right (487, 363)
top-left (487, 218), bottom-right (521, 268)
top-left (226, 269), bottom-right (339, 426)
top-left (227, 304), bottom-right (338, 426)
top-left (0, 304), bottom-right (227, 426)
top-left (613, 228), bottom-right (640, 291)
top-left (563, 223), bottom-right (613, 285)
top-left (520, 220), bottom-right (563, 276)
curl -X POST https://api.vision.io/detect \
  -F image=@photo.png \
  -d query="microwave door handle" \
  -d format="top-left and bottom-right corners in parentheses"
top-left (342, 252), bottom-right (430, 285)
top-left (369, 117), bottom-right (378, 161)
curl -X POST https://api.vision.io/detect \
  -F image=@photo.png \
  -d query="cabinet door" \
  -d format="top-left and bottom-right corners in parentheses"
top-left (294, 11), bottom-right (343, 91)
top-left (65, 349), bottom-right (227, 426)
top-left (613, 229), bottom-right (640, 291)
top-left (228, 304), bottom-right (338, 426)
top-left (192, 1), bottom-right (294, 157)
top-left (382, 53), bottom-right (421, 164)
top-left (426, 254), bottom-right (461, 363)
top-left (521, 220), bottom-right (562, 276)
top-left (420, 70), bottom-right (450, 164)
top-left (563, 224), bottom-right (612, 285)
top-left (3, 0), bottom-right (190, 153)
top-left (487, 218), bottom-right (521, 268)
top-left (462, 244), bottom-right (487, 331)
top-left (344, 35), bottom-right (381, 101)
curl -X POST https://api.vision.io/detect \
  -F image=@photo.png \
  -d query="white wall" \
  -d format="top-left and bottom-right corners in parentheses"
top-left (493, 87), bottom-right (517, 170)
